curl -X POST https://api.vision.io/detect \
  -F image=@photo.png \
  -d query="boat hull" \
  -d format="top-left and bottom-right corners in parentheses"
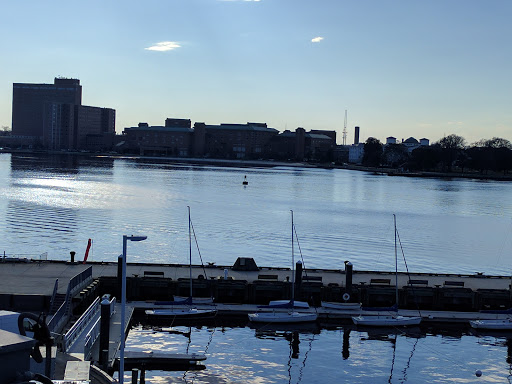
top-left (145, 308), bottom-right (217, 318)
top-left (248, 311), bottom-right (318, 323)
top-left (469, 319), bottom-right (512, 330)
top-left (352, 315), bottom-right (422, 327)
top-left (172, 296), bottom-right (215, 305)
top-left (267, 300), bottom-right (310, 309)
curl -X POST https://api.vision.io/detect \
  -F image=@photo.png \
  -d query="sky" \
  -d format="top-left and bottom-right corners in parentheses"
top-left (0, 0), bottom-right (511, 145)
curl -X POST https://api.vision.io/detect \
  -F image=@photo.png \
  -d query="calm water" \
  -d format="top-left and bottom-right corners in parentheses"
top-left (123, 323), bottom-right (512, 384)
top-left (0, 153), bottom-right (511, 275)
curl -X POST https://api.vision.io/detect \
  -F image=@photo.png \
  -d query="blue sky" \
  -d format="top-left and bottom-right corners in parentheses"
top-left (1, 0), bottom-right (511, 144)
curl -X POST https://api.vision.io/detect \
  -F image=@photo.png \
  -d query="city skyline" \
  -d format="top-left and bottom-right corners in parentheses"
top-left (1, 0), bottom-right (511, 145)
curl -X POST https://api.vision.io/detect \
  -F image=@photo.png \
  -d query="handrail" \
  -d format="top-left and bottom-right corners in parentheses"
top-left (49, 279), bottom-right (59, 311)
top-left (84, 317), bottom-right (101, 361)
top-left (63, 296), bottom-right (101, 352)
top-left (84, 296), bottom-right (116, 361)
top-left (47, 266), bottom-right (94, 334)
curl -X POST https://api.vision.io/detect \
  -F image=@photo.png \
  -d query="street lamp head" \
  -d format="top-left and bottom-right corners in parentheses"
top-left (125, 235), bottom-right (147, 242)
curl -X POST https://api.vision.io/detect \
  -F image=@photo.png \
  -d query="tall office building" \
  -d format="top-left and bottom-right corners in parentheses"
top-left (12, 77), bottom-right (115, 150)
top-left (12, 78), bottom-right (82, 140)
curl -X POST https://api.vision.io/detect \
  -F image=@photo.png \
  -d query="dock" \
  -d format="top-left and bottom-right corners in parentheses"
top-left (2, 257), bottom-right (512, 383)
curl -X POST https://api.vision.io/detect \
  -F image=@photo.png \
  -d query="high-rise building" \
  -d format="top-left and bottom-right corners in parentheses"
top-left (12, 77), bottom-right (115, 150)
top-left (12, 78), bottom-right (82, 140)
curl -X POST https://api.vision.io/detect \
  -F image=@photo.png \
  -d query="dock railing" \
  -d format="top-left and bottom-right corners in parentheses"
top-left (48, 266), bottom-right (93, 335)
top-left (84, 296), bottom-right (116, 361)
top-left (63, 296), bottom-right (101, 352)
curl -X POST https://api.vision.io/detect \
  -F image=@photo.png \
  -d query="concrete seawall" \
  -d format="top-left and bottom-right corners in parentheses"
top-left (1, 259), bottom-right (511, 314)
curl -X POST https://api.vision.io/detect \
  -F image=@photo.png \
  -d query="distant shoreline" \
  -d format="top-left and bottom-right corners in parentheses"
top-left (2, 148), bottom-right (512, 181)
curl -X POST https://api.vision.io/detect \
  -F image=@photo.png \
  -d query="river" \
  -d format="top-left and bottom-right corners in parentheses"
top-left (0, 153), bottom-right (510, 275)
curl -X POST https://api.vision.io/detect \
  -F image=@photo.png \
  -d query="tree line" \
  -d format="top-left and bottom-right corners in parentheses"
top-left (362, 134), bottom-right (512, 174)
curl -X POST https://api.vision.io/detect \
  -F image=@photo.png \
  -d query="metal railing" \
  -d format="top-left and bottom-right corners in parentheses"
top-left (49, 279), bottom-right (59, 312)
top-left (84, 296), bottom-right (116, 361)
top-left (63, 296), bottom-right (101, 352)
top-left (47, 266), bottom-right (94, 334)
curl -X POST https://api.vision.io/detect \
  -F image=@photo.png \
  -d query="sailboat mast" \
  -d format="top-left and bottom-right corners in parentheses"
top-left (291, 210), bottom-right (295, 304)
top-left (394, 214), bottom-right (398, 306)
top-left (188, 206), bottom-right (193, 298)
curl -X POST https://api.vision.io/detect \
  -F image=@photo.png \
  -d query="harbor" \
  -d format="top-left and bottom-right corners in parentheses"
top-left (2, 256), bottom-right (512, 382)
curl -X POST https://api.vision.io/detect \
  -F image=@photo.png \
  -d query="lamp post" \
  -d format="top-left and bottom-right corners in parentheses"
top-left (120, 235), bottom-right (147, 384)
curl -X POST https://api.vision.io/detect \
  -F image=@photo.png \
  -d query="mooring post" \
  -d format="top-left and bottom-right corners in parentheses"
top-left (70, 251), bottom-right (75, 263)
top-left (132, 368), bottom-right (139, 384)
top-left (140, 369), bottom-right (145, 384)
top-left (295, 261), bottom-right (303, 299)
top-left (117, 255), bottom-right (123, 301)
top-left (345, 261), bottom-right (353, 294)
top-left (99, 296), bottom-right (111, 368)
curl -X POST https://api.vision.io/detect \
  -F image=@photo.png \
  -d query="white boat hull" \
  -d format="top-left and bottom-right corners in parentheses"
top-left (268, 300), bottom-right (310, 309)
top-left (470, 319), bottom-right (512, 330)
top-left (248, 311), bottom-right (318, 323)
top-left (145, 308), bottom-right (217, 318)
top-left (352, 315), bottom-right (422, 327)
top-left (173, 296), bottom-right (215, 305)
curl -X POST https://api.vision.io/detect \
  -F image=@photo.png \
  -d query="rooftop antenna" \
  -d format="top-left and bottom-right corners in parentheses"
top-left (342, 109), bottom-right (348, 145)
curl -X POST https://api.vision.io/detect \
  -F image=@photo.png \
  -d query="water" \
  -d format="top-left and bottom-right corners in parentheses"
top-left (124, 323), bottom-right (512, 383)
top-left (2, 153), bottom-right (512, 382)
top-left (0, 153), bottom-right (511, 275)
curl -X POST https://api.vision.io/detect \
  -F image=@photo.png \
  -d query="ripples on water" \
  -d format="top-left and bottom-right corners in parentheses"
top-left (0, 153), bottom-right (511, 275)
top-left (123, 323), bottom-right (512, 383)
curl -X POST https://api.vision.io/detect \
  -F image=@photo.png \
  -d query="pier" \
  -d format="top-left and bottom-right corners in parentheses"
top-left (1, 257), bottom-right (512, 382)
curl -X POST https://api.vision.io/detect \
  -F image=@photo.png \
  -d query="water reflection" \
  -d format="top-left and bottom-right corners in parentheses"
top-left (123, 321), bottom-right (512, 383)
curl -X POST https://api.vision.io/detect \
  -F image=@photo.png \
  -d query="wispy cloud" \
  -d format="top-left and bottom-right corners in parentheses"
top-left (447, 121), bottom-right (464, 125)
top-left (145, 41), bottom-right (181, 52)
top-left (218, 0), bottom-right (261, 2)
top-left (311, 36), bottom-right (324, 43)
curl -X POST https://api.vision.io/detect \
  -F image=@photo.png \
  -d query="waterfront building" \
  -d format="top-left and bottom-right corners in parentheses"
top-left (194, 122), bottom-right (278, 159)
top-left (402, 136), bottom-right (429, 153)
top-left (348, 143), bottom-right (365, 164)
top-left (269, 127), bottom-right (336, 161)
top-left (122, 121), bottom-right (193, 156)
top-left (12, 78), bottom-right (82, 141)
top-left (12, 77), bottom-right (115, 150)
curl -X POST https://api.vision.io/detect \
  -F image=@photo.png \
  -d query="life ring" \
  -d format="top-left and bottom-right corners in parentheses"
top-left (342, 293), bottom-right (350, 301)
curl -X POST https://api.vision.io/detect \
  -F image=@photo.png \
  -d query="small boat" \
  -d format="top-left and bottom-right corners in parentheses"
top-left (171, 296), bottom-right (215, 305)
top-left (146, 207), bottom-right (217, 319)
top-left (352, 215), bottom-right (421, 327)
top-left (266, 300), bottom-right (310, 309)
top-left (243, 175), bottom-right (248, 185)
top-left (248, 211), bottom-right (318, 324)
top-left (469, 319), bottom-right (512, 330)
top-left (248, 311), bottom-right (318, 324)
top-left (145, 307), bottom-right (217, 318)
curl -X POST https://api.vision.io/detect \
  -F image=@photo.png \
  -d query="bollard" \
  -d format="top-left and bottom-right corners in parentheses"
top-left (99, 297), bottom-right (111, 367)
top-left (345, 261), bottom-right (353, 294)
top-left (295, 261), bottom-right (303, 299)
top-left (117, 255), bottom-right (123, 301)
top-left (70, 251), bottom-right (76, 263)
top-left (140, 369), bottom-right (146, 384)
top-left (342, 328), bottom-right (351, 360)
top-left (132, 368), bottom-right (139, 384)
top-left (295, 261), bottom-right (303, 286)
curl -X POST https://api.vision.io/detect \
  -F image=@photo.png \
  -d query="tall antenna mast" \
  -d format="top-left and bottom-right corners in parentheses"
top-left (342, 109), bottom-right (347, 145)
